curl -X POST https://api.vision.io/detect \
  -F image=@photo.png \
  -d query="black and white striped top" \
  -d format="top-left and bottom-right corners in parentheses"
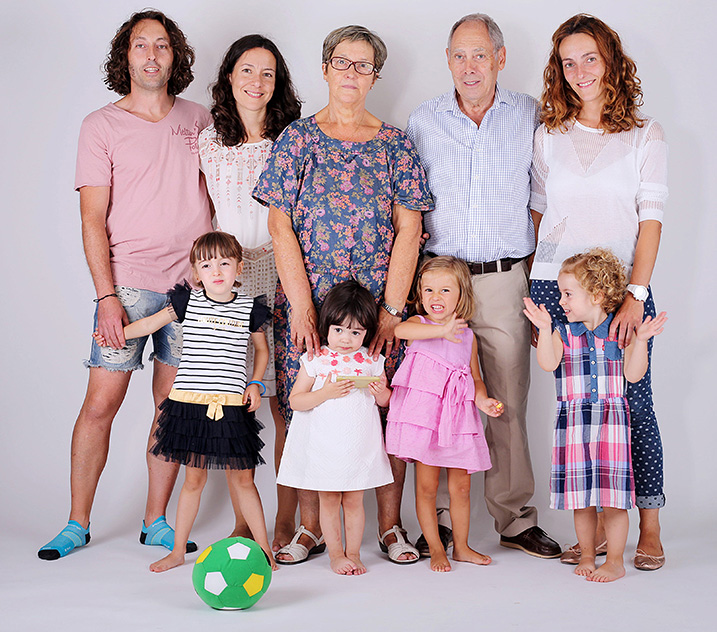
top-left (169, 283), bottom-right (270, 394)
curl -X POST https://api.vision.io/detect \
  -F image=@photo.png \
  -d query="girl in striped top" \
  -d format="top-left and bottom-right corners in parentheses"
top-left (523, 248), bottom-right (666, 582)
top-left (94, 232), bottom-right (276, 573)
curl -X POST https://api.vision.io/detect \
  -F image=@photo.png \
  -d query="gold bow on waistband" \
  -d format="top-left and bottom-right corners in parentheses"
top-left (168, 388), bottom-right (245, 420)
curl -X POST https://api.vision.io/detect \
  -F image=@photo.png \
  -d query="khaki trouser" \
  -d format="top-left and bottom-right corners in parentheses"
top-left (436, 259), bottom-right (537, 537)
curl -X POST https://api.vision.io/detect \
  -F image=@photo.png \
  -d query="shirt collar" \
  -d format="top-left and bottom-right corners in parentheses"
top-left (568, 312), bottom-right (614, 338)
top-left (436, 82), bottom-right (514, 115)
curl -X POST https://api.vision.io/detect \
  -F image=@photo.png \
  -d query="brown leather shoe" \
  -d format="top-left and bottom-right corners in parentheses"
top-left (560, 539), bottom-right (608, 564)
top-left (415, 525), bottom-right (453, 558)
top-left (500, 526), bottom-right (561, 558)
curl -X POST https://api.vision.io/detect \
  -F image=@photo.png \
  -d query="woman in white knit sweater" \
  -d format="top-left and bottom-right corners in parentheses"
top-left (529, 14), bottom-right (668, 572)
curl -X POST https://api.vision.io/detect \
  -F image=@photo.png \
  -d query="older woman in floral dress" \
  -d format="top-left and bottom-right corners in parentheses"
top-left (254, 25), bottom-right (433, 564)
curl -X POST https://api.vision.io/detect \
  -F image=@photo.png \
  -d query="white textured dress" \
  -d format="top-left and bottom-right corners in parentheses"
top-left (277, 347), bottom-right (394, 491)
top-left (198, 127), bottom-right (278, 395)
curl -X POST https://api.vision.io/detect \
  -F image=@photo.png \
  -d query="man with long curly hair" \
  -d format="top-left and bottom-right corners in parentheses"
top-left (38, 10), bottom-right (212, 561)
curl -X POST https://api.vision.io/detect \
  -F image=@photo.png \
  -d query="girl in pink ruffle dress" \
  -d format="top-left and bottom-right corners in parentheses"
top-left (386, 256), bottom-right (503, 572)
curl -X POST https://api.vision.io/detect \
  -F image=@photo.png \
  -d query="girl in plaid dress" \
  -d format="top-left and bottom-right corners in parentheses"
top-left (523, 249), bottom-right (666, 582)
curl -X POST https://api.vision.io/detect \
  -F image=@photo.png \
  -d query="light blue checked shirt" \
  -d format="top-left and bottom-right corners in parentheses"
top-left (406, 85), bottom-right (539, 262)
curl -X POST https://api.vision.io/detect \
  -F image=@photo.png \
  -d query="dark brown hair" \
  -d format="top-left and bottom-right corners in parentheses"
top-left (190, 231), bottom-right (243, 265)
top-left (210, 35), bottom-right (301, 146)
top-left (540, 14), bottom-right (644, 133)
top-left (103, 10), bottom-right (195, 96)
top-left (318, 280), bottom-right (378, 346)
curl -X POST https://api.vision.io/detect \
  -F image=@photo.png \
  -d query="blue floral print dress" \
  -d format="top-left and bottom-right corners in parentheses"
top-left (253, 116), bottom-right (433, 423)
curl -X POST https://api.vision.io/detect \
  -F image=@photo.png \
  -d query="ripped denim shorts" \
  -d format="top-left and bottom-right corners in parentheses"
top-left (85, 286), bottom-right (182, 372)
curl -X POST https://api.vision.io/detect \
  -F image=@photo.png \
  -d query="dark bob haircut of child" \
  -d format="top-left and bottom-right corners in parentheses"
top-left (190, 231), bottom-right (243, 265)
top-left (318, 280), bottom-right (378, 346)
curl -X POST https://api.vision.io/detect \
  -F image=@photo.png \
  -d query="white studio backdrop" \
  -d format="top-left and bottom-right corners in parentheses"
top-left (0, 0), bottom-right (714, 547)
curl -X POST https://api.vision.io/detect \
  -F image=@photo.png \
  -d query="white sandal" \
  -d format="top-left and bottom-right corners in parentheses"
top-left (378, 525), bottom-right (419, 564)
top-left (275, 525), bottom-right (326, 565)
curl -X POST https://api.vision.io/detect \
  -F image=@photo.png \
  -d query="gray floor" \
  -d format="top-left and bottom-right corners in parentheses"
top-left (3, 506), bottom-right (710, 632)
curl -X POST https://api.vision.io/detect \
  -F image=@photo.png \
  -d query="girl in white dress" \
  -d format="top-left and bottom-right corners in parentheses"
top-left (198, 35), bottom-right (301, 550)
top-left (277, 281), bottom-right (393, 575)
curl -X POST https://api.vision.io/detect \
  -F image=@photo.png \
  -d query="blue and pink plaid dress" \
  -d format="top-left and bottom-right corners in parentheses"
top-left (551, 315), bottom-right (635, 510)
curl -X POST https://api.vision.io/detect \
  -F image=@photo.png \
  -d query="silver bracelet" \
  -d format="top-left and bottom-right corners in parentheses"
top-left (381, 301), bottom-right (400, 317)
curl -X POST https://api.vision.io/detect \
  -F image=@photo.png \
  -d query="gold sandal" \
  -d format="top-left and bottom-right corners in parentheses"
top-left (634, 548), bottom-right (665, 571)
top-left (560, 539), bottom-right (608, 564)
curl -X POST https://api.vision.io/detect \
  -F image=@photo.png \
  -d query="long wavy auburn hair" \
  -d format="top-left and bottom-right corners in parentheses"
top-left (540, 14), bottom-right (644, 133)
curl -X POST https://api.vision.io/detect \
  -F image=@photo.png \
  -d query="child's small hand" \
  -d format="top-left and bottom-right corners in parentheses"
top-left (476, 397), bottom-right (504, 417)
top-left (243, 384), bottom-right (262, 412)
top-left (321, 375), bottom-right (354, 400)
top-left (635, 311), bottom-right (668, 342)
top-left (369, 374), bottom-right (389, 398)
top-left (522, 297), bottom-right (553, 332)
top-left (92, 330), bottom-right (108, 347)
top-left (442, 313), bottom-right (469, 343)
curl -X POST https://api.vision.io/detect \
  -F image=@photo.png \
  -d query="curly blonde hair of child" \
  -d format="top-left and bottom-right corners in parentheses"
top-left (411, 256), bottom-right (475, 321)
top-left (560, 248), bottom-right (627, 314)
top-left (540, 14), bottom-right (644, 133)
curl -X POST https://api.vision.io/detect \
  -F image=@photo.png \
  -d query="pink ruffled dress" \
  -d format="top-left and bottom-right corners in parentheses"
top-left (385, 317), bottom-right (492, 474)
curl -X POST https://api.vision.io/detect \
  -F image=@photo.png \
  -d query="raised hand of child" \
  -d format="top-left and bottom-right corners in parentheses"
top-left (476, 397), bottom-right (505, 418)
top-left (243, 383), bottom-right (262, 412)
top-left (92, 330), bottom-right (108, 347)
top-left (321, 375), bottom-right (354, 400)
top-left (442, 313), bottom-right (469, 343)
top-left (522, 297), bottom-right (552, 332)
top-left (635, 311), bottom-right (668, 342)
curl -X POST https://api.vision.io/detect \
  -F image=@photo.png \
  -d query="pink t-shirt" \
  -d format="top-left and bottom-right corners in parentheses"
top-left (75, 97), bottom-right (213, 293)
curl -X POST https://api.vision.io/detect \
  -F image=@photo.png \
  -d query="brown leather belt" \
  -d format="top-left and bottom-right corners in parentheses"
top-left (425, 252), bottom-right (528, 275)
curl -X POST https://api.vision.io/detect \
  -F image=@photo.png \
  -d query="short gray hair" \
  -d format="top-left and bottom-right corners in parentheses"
top-left (448, 13), bottom-right (504, 52)
top-left (322, 25), bottom-right (388, 75)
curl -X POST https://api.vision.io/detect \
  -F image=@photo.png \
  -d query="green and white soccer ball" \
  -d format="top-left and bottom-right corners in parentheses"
top-left (192, 537), bottom-right (272, 610)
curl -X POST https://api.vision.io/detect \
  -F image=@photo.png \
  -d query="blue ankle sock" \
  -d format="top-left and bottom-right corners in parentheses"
top-left (38, 520), bottom-right (90, 560)
top-left (140, 515), bottom-right (197, 553)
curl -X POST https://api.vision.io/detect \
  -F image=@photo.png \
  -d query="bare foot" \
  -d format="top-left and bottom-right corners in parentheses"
top-left (272, 521), bottom-right (295, 553)
top-left (575, 556), bottom-right (596, 577)
top-left (261, 547), bottom-right (278, 571)
top-left (346, 553), bottom-right (366, 575)
top-left (589, 560), bottom-right (625, 582)
top-left (330, 555), bottom-right (358, 575)
top-left (452, 546), bottom-right (491, 566)
top-left (430, 549), bottom-right (452, 572)
top-left (636, 534), bottom-right (663, 558)
top-left (228, 527), bottom-right (252, 539)
top-left (150, 552), bottom-right (185, 573)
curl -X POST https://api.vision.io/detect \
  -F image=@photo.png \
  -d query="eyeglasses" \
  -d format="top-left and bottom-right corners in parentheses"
top-left (328, 57), bottom-right (377, 75)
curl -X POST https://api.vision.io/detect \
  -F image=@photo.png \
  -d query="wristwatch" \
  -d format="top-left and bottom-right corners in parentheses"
top-left (627, 284), bottom-right (649, 302)
top-left (381, 301), bottom-right (400, 316)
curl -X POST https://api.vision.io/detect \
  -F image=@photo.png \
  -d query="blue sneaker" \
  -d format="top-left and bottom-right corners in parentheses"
top-left (38, 521), bottom-right (90, 560)
top-left (140, 515), bottom-right (197, 553)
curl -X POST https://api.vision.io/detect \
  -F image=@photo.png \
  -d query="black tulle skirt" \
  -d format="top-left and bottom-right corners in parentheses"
top-left (150, 398), bottom-right (265, 470)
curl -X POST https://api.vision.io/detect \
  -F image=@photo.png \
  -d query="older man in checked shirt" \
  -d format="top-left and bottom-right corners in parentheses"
top-left (406, 12), bottom-right (560, 559)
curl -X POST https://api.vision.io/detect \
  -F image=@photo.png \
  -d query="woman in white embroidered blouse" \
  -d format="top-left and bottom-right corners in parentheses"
top-left (529, 14), bottom-right (668, 572)
top-left (198, 35), bottom-right (301, 554)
